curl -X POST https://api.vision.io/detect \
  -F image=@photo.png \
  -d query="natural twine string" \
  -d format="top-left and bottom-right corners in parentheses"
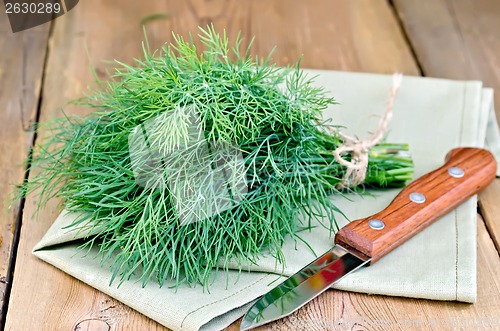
top-left (333, 73), bottom-right (403, 189)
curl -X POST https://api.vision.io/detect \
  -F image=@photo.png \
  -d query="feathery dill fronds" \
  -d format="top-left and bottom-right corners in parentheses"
top-left (18, 26), bottom-right (413, 288)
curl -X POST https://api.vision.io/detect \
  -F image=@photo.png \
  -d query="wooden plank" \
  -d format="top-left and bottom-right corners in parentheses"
top-left (0, 10), bottom-right (50, 325)
top-left (479, 181), bottom-right (500, 252)
top-left (392, 0), bottom-right (500, 255)
top-left (2, 0), bottom-right (416, 330)
top-left (164, 0), bottom-right (419, 73)
top-left (248, 215), bottom-right (500, 331)
top-left (393, 0), bottom-right (500, 112)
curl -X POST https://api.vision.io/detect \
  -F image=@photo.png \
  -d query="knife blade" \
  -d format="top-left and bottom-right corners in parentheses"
top-left (240, 147), bottom-right (497, 330)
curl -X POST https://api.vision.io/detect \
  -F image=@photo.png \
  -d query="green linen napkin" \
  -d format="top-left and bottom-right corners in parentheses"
top-left (33, 70), bottom-right (500, 331)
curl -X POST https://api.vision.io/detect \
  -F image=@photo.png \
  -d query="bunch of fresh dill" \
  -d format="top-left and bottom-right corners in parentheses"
top-left (20, 26), bottom-right (413, 288)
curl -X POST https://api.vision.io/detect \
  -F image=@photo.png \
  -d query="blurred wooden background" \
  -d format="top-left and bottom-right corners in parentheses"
top-left (1, 1), bottom-right (500, 330)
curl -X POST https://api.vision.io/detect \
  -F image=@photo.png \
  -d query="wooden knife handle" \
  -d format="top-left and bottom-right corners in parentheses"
top-left (335, 147), bottom-right (497, 263)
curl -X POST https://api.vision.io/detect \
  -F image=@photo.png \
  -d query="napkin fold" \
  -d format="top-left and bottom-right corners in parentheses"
top-left (33, 71), bottom-right (500, 331)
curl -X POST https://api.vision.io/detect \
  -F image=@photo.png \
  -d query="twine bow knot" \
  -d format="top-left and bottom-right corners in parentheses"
top-left (333, 73), bottom-right (403, 189)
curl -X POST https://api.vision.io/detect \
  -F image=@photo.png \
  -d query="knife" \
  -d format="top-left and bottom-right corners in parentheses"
top-left (240, 147), bottom-right (497, 330)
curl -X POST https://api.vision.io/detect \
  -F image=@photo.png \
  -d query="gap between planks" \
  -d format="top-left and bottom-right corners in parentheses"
top-left (0, 15), bottom-right (51, 331)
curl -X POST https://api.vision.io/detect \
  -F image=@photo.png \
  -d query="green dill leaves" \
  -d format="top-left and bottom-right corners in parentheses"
top-left (21, 26), bottom-right (413, 288)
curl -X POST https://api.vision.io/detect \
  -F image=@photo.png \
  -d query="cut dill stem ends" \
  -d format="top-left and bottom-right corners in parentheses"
top-left (19, 26), bottom-right (414, 288)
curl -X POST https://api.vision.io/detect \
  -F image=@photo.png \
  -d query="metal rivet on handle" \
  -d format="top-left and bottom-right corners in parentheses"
top-left (448, 167), bottom-right (465, 178)
top-left (409, 192), bottom-right (426, 203)
top-left (368, 219), bottom-right (385, 230)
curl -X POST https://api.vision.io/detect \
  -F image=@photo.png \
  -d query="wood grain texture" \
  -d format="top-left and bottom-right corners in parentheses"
top-left (393, 0), bottom-right (500, 117)
top-left (145, 0), bottom-right (420, 73)
top-left (479, 179), bottom-right (500, 252)
top-left (336, 148), bottom-right (497, 261)
top-left (0, 11), bottom-right (50, 324)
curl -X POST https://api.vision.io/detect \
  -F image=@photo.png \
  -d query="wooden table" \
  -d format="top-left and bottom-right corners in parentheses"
top-left (1, 1), bottom-right (500, 330)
